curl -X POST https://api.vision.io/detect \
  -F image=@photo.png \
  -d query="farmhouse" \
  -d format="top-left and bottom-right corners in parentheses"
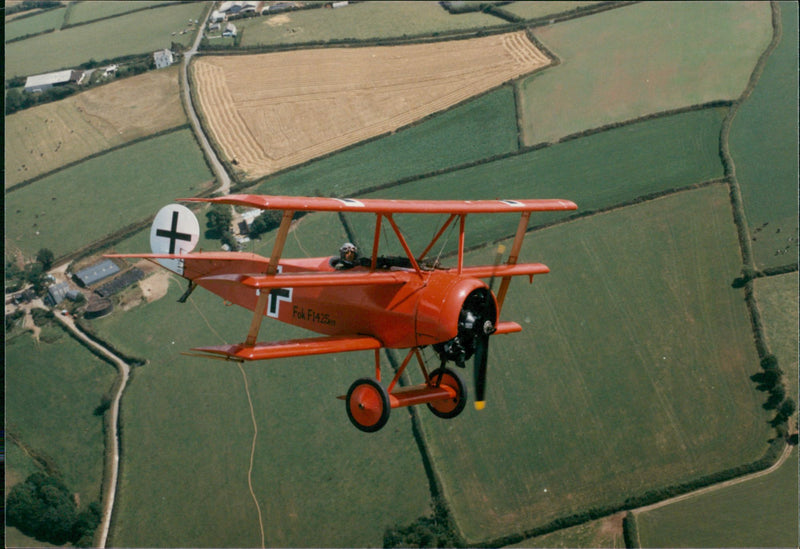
top-left (73, 259), bottom-right (120, 287)
top-left (153, 49), bottom-right (174, 70)
top-left (24, 69), bottom-right (84, 93)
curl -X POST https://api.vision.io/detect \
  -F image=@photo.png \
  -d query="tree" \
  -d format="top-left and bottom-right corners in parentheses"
top-left (7, 473), bottom-right (78, 545)
top-left (248, 210), bottom-right (284, 238)
top-left (36, 248), bottom-right (54, 271)
top-left (206, 204), bottom-right (233, 238)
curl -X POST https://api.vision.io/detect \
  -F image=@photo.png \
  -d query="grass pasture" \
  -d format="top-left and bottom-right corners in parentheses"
top-left (4, 129), bottom-right (213, 262)
top-left (5, 329), bottom-right (117, 511)
top-left (522, 1), bottom-right (772, 144)
top-left (503, 2), bottom-right (604, 21)
top-left (92, 278), bottom-right (430, 547)
top-left (254, 86), bottom-right (519, 198)
top-left (636, 448), bottom-right (798, 547)
top-left (64, 1), bottom-right (174, 26)
top-left (728, 2), bottom-right (799, 270)
top-left (411, 185), bottom-right (771, 542)
top-left (4, 2), bottom-right (207, 77)
top-left (4, 5), bottom-right (66, 41)
top-left (238, 1), bottom-right (506, 47)
top-left (348, 107), bottom-right (726, 257)
top-left (755, 272), bottom-right (799, 403)
top-left (5, 65), bottom-right (185, 188)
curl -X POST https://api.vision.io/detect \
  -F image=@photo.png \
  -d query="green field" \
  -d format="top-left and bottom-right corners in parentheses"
top-left (636, 448), bottom-right (798, 547)
top-left (5, 129), bottom-right (213, 262)
top-left (253, 86), bottom-right (519, 198)
top-left (503, 2), bottom-right (603, 20)
top-left (412, 185), bottom-right (771, 542)
top-left (5, 328), bottom-right (117, 513)
top-left (521, 1), bottom-right (772, 144)
top-left (5, 2), bottom-right (207, 77)
top-left (237, 1), bottom-right (505, 47)
top-left (728, 2), bottom-right (799, 270)
top-left (755, 272), bottom-right (799, 403)
top-left (65, 1), bottom-right (174, 26)
top-left (349, 107), bottom-right (726, 257)
top-left (4, 6), bottom-right (67, 42)
top-left (91, 280), bottom-right (430, 547)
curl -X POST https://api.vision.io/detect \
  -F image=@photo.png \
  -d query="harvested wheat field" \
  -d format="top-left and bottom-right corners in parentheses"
top-left (191, 31), bottom-right (550, 179)
top-left (6, 66), bottom-right (185, 188)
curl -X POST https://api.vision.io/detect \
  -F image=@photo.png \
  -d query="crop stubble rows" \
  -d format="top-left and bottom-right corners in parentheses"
top-left (192, 31), bottom-right (550, 179)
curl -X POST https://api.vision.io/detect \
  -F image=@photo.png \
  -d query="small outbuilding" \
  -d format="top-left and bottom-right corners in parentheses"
top-left (223, 22), bottom-right (237, 37)
top-left (45, 282), bottom-right (71, 307)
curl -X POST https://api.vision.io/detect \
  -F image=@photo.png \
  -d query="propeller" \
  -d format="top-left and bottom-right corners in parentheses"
top-left (475, 244), bottom-right (504, 410)
top-left (433, 245), bottom-right (505, 410)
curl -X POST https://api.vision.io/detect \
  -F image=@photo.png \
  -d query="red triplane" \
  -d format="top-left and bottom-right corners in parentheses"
top-left (108, 194), bottom-right (576, 432)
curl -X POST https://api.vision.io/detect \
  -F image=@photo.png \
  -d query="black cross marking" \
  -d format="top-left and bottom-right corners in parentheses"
top-left (156, 211), bottom-right (192, 254)
top-left (268, 287), bottom-right (292, 316)
top-left (266, 265), bottom-right (292, 318)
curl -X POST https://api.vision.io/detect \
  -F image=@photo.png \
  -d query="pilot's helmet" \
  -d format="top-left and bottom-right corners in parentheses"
top-left (340, 242), bottom-right (357, 262)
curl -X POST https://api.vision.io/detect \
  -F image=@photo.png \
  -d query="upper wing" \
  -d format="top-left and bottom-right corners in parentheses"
top-left (182, 194), bottom-right (578, 214)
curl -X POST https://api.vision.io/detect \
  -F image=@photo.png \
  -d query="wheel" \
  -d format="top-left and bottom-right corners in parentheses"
top-left (346, 378), bottom-right (391, 432)
top-left (427, 367), bottom-right (468, 419)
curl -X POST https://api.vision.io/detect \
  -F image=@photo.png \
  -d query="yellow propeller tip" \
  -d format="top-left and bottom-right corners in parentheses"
top-left (474, 401), bottom-right (486, 411)
top-left (497, 245), bottom-right (506, 253)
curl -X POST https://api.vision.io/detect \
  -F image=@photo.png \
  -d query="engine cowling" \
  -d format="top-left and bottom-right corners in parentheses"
top-left (414, 275), bottom-right (497, 352)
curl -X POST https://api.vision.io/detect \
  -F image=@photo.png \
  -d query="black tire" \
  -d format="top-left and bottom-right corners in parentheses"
top-left (345, 378), bottom-right (391, 432)
top-left (427, 367), bottom-right (468, 419)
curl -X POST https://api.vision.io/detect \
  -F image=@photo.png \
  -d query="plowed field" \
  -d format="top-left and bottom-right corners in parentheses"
top-left (191, 31), bottom-right (550, 179)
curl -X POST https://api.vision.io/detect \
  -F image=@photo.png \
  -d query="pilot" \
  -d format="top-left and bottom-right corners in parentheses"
top-left (334, 242), bottom-right (358, 270)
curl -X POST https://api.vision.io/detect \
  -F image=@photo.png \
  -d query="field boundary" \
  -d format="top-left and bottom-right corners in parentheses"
top-left (334, 103), bottom-right (730, 202)
top-left (5, 124), bottom-right (191, 194)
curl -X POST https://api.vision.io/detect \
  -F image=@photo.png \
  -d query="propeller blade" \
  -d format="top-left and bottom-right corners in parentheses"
top-left (473, 333), bottom-right (489, 410)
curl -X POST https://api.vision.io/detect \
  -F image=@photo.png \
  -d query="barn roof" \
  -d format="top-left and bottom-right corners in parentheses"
top-left (74, 259), bottom-right (120, 286)
top-left (24, 70), bottom-right (74, 89)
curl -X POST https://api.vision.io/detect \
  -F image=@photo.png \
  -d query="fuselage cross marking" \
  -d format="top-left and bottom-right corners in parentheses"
top-left (267, 266), bottom-right (292, 318)
top-left (156, 211), bottom-right (192, 254)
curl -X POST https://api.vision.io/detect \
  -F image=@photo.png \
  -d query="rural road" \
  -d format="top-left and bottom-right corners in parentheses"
top-left (51, 311), bottom-right (130, 548)
top-left (181, 7), bottom-right (231, 195)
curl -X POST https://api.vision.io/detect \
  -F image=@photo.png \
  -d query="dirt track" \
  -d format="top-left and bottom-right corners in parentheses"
top-left (192, 31), bottom-right (550, 179)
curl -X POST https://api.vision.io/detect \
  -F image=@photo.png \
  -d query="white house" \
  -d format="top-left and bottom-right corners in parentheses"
top-left (153, 49), bottom-right (174, 69)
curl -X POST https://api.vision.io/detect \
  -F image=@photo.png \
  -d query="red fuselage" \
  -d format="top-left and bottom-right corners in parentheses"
top-left (184, 253), bottom-right (491, 349)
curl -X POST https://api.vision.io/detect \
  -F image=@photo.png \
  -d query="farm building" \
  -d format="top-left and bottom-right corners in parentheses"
top-left (219, 1), bottom-right (258, 15)
top-left (223, 22), bottom-right (237, 37)
top-left (73, 259), bottom-right (120, 287)
top-left (95, 268), bottom-right (144, 298)
top-left (153, 49), bottom-right (174, 69)
top-left (45, 282), bottom-right (70, 307)
top-left (24, 69), bottom-right (84, 93)
top-left (210, 9), bottom-right (225, 22)
top-left (66, 289), bottom-right (83, 301)
top-left (263, 2), bottom-right (297, 13)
